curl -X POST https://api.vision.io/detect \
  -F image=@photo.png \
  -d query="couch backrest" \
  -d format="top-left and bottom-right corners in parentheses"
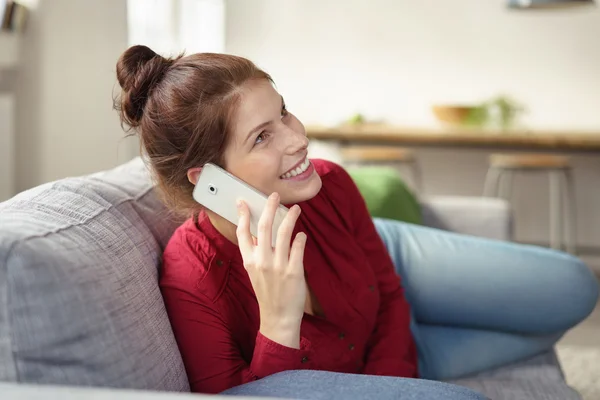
top-left (0, 157), bottom-right (189, 391)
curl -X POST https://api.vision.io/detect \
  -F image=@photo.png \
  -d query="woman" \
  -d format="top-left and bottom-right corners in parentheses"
top-left (115, 45), bottom-right (598, 398)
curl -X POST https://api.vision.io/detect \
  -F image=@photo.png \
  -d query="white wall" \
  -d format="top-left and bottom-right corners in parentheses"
top-left (15, 0), bottom-right (133, 192)
top-left (225, 0), bottom-right (600, 251)
top-left (11, 0), bottom-right (227, 195)
top-left (226, 0), bottom-right (600, 130)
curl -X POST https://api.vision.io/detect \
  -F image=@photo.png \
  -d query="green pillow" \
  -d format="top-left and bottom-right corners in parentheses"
top-left (347, 166), bottom-right (422, 225)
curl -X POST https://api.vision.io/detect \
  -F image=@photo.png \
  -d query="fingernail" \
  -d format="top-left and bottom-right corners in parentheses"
top-left (236, 199), bottom-right (242, 208)
top-left (271, 192), bottom-right (279, 201)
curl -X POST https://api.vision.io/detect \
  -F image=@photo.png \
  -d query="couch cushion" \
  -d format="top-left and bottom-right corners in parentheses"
top-left (0, 158), bottom-right (189, 391)
top-left (448, 351), bottom-right (581, 400)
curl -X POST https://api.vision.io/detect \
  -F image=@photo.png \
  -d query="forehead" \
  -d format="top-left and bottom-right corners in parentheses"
top-left (231, 79), bottom-right (280, 136)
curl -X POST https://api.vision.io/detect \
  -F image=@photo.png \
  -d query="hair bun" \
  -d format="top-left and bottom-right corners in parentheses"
top-left (115, 45), bottom-right (172, 128)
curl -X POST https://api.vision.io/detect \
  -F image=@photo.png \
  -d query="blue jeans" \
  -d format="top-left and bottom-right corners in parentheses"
top-left (223, 370), bottom-right (486, 399)
top-left (373, 218), bottom-right (597, 380)
top-left (223, 219), bottom-right (598, 399)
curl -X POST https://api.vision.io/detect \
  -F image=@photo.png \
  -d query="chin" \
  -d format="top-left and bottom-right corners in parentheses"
top-left (279, 173), bottom-right (322, 205)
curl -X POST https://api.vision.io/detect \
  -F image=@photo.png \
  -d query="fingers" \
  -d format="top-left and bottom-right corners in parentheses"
top-left (236, 200), bottom-right (254, 260)
top-left (274, 204), bottom-right (302, 267)
top-left (288, 232), bottom-right (307, 271)
top-left (257, 192), bottom-right (280, 254)
top-left (237, 194), bottom-right (306, 276)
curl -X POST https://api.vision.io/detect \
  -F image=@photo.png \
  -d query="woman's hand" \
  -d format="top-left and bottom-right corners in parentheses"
top-left (236, 192), bottom-right (307, 349)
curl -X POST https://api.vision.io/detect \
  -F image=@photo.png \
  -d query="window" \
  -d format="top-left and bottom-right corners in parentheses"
top-left (127, 0), bottom-right (225, 56)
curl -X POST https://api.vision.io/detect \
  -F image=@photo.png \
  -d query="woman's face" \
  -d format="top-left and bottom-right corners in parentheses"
top-left (221, 79), bottom-right (322, 205)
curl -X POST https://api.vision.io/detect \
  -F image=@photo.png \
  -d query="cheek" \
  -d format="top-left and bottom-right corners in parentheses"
top-left (230, 154), bottom-right (281, 191)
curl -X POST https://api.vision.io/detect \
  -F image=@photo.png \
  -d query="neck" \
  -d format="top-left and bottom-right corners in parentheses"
top-left (205, 209), bottom-right (239, 246)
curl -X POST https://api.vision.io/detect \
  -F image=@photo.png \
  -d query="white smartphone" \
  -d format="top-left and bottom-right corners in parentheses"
top-left (192, 163), bottom-right (289, 248)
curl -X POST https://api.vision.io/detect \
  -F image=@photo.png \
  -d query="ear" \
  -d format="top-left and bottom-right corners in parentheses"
top-left (187, 167), bottom-right (202, 185)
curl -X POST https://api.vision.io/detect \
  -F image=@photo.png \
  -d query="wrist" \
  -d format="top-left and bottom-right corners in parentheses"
top-left (259, 321), bottom-right (301, 349)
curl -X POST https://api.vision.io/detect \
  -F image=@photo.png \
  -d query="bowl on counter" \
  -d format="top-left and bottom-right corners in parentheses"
top-left (432, 105), bottom-right (476, 126)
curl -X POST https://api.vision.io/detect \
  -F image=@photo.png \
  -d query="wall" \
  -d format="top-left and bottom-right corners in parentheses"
top-left (0, 93), bottom-right (15, 200)
top-left (226, 0), bottom-right (600, 129)
top-left (226, 0), bottom-right (600, 250)
top-left (15, 0), bottom-right (133, 193)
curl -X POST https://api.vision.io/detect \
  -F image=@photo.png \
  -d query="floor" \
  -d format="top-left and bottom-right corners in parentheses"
top-left (558, 297), bottom-right (600, 347)
top-left (555, 262), bottom-right (600, 400)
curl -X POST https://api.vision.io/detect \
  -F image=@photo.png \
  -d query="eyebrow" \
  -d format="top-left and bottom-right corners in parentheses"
top-left (244, 96), bottom-right (285, 144)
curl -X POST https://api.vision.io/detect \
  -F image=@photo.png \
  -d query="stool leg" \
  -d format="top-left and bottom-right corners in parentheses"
top-left (497, 170), bottom-right (514, 201)
top-left (560, 169), bottom-right (577, 255)
top-left (483, 167), bottom-right (502, 197)
top-left (549, 171), bottom-right (563, 251)
top-left (409, 161), bottom-right (424, 195)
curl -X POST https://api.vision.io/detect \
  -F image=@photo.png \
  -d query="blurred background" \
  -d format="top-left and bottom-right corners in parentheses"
top-left (1, 0), bottom-right (599, 253)
top-left (3, 0), bottom-right (599, 260)
top-left (0, 0), bottom-right (598, 250)
top-left (1, 0), bottom-right (600, 396)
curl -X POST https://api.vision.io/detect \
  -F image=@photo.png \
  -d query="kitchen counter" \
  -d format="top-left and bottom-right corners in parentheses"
top-left (306, 124), bottom-right (600, 153)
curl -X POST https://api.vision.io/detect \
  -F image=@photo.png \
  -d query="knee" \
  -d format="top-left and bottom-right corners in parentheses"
top-left (552, 253), bottom-right (599, 327)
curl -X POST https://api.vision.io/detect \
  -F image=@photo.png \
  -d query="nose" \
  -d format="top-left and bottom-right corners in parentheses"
top-left (283, 124), bottom-right (308, 154)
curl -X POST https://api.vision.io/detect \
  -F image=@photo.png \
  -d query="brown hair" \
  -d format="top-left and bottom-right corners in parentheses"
top-left (114, 45), bottom-right (272, 218)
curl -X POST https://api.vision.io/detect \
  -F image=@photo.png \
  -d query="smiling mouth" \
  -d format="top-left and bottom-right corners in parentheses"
top-left (280, 157), bottom-right (310, 179)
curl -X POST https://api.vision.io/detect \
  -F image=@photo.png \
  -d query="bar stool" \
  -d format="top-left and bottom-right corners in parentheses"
top-left (483, 153), bottom-right (576, 254)
top-left (340, 146), bottom-right (423, 194)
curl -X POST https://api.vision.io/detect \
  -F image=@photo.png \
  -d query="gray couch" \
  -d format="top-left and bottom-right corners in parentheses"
top-left (0, 157), bottom-right (581, 399)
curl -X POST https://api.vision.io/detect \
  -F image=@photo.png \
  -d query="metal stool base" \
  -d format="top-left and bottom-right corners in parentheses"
top-left (483, 167), bottom-right (577, 254)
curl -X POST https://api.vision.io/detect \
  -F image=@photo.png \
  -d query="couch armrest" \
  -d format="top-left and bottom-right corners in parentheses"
top-left (419, 196), bottom-right (513, 241)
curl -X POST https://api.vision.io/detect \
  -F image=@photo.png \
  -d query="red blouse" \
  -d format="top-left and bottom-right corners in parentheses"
top-left (160, 159), bottom-right (417, 394)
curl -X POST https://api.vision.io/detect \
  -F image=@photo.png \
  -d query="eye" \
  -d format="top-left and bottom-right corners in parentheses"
top-left (254, 131), bottom-right (268, 145)
top-left (281, 103), bottom-right (289, 119)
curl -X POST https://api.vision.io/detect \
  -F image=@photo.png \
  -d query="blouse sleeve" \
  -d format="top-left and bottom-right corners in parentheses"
top-left (160, 240), bottom-right (314, 393)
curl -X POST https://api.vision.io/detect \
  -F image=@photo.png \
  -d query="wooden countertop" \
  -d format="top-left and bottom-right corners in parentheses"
top-left (306, 124), bottom-right (600, 152)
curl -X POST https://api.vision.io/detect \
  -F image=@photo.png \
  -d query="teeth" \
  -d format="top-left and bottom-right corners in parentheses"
top-left (280, 158), bottom-right (310, 179)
